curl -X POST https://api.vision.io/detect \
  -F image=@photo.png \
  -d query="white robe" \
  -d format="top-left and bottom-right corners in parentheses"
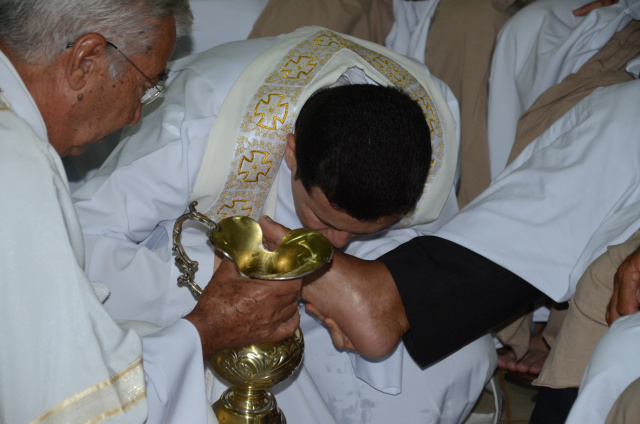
top-left (566, 308), bottom-right (640, 423)
top-left (0, 52), bottom-right (215, 423)
top-left (486, 0), bottom-right (640, 179)
top-left (436, 79), bottom-right (640, 303)
top-left (73, 30), bottom-right (496, 424)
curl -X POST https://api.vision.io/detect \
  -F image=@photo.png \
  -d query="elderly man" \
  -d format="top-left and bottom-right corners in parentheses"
top-left (0, 1), bottom-right (303, 423)
top-left (73, 26), bottom-right (496, 423)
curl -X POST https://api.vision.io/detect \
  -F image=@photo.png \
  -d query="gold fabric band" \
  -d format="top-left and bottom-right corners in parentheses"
top-left (30, 358), bottom-right (146, 424)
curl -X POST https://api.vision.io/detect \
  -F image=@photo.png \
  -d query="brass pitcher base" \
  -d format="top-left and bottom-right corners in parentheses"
top-left (213, 389), bottom-right (286, 424)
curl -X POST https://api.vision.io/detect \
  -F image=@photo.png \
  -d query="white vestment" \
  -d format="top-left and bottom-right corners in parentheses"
top-left (0, 52), bottom-right (216, 423)
top-left (73, 27), bottom-right (496, 424)
top-left (486, 0), bottom-right (640, 179)
top-left (436, 79), bottom-right (640, 303)
top-left (565, 308), bottom-right (640, 423)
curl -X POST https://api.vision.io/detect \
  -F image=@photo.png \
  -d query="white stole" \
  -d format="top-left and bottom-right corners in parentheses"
top-left (190, 26), bottom-right (457, 228)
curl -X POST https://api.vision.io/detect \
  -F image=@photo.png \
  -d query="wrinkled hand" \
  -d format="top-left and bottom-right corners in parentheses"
top-left (573, 0), bottom-right (619, 17)
top-left (301, 251), bottom-right (409, 358)
top-left (184, 257), bottom-right (301, 358)
top-left (606, 248), bottom-right (640, 325)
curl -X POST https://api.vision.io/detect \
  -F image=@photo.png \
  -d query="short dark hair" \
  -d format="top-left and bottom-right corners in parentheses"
top-left (293, 84), bottom-right (432, 221)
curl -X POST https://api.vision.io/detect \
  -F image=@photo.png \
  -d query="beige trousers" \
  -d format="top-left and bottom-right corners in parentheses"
top-left (535, 230), bottom-right (640, 388)
top-left (249, 0), bottom-right (395, 45)
top-left (605, 376), bottom-right (640, 424)
top-left (423, 0), bottom-right (512, 207)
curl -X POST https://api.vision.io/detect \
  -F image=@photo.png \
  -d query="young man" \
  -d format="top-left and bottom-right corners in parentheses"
top-left (73, 27), bottom-right (496, 423)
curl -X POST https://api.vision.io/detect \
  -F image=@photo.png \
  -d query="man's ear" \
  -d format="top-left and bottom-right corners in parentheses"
top-left (65, 33), bottom-right (110, 91)
top-left (285, 133), bottom-right (297, 169)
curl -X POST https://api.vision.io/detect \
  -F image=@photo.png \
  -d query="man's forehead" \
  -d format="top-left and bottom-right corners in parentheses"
top-left (306, 187), bottom-right (396, 233)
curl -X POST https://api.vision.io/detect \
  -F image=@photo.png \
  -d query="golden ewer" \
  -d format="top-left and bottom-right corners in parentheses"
top-left (172, 201), bottom-right (333, 423)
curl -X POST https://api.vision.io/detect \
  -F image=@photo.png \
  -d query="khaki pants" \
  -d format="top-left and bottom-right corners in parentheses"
top-left (535, 230), bottom-right (640, 388)
top-left (605, 376), bottom-right (640, 424)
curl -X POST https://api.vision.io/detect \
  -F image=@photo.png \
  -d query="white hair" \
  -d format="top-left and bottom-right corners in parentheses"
top-left (0, 0), bottom-right (192, 75)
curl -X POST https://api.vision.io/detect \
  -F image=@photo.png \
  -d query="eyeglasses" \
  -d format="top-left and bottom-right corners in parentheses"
top-left (66, 40), bottom-right (165, 106)
top-left (105, 41), bottom-right (164, 105)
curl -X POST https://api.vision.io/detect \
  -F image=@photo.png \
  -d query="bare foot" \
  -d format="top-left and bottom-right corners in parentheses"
top-left (497, 323), bottom-right (550, 375)
top-left (497, 346), bottom-right (518, 371)
top-left (514, 324), bottom-right (549, 375)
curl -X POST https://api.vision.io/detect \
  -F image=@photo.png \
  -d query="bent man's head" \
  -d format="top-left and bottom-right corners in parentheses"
top-left (0, 0), bottom-right (192, 156)
top-left (285, 84), bottom-right (432, 247)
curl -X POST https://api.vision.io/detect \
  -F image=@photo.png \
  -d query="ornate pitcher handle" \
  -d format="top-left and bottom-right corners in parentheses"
top-left (172, 201), bottom-right (218, 299)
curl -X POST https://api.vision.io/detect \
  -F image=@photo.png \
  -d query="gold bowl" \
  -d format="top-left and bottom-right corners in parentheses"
top-left (210, 328), bottom-right (304, 423)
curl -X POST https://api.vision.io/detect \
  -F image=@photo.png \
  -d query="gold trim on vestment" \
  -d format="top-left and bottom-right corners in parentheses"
top-left (0, 89), bottom-right (10, 111)
top-left (30, 358), bottom-right (146, 424)
top-left (201, 28), bottom-right (451, 227)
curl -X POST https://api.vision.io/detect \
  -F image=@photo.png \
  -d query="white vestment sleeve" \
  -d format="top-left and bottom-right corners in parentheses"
top-left (73, 39), bottom-right (275, 327)
top-left (565, 312), bottom-right (640, 424)
top-left (438, 81), bottom-right (640, 302)
top-left (73, 67), bottom-right (218, 326)
top-left (140, 319), bottom-right (212, 424)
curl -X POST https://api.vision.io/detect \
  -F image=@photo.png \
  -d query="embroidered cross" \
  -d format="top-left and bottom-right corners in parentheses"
top-left (282, 56), bottom-right (317, 79)
top-left (217, 200), bottom-right (253, 219)
top-left (372, 57), bottom-right (406, 83)
top-left (238, 150), bottom-right (273, 182)
top-left (313, 34), bottom-right (342, 47)
top-left (254, 94), bottom-right (288, 130)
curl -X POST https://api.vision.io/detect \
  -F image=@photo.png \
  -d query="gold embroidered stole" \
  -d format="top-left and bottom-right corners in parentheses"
top-left (190, 26), bottom-right (457, 227)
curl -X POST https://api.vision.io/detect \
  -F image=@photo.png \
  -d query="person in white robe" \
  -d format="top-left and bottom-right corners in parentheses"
top-left (73, 26), bottom-right (498, 424)
top-left (486, 0), bottom-right (640, 179)
top-left (0, 1), bottom-right (308, 423)
top-left (484, 0), bottom-right (640, 381)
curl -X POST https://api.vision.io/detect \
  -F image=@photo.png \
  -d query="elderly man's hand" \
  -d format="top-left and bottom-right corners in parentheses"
top-left (185, 257), bottom-right (301, 358)
top-left (606, 248), bottom-right (640, 325)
